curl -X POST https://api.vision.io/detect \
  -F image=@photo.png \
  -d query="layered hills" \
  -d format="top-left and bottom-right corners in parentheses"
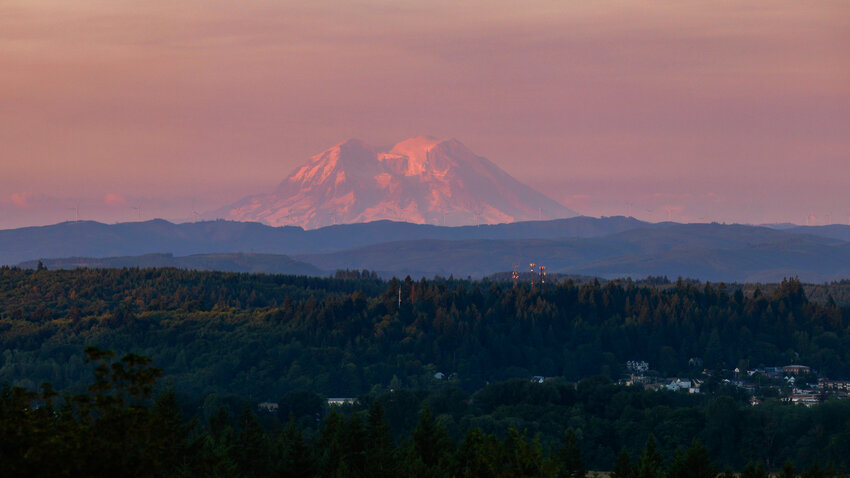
top-left (4, 217), bottom-right (850, 283)
top-left (18, 252), bottom-right (322, 276)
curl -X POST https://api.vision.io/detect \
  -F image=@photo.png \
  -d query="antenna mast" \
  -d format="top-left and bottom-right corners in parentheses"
top-left (529, 262), bottom-right (536, 287)
top-left (512, 265), bottom-right (519, 287)
top-left (191, 199), bottom-right (201, 222)
top-left (132, 202), bottom-right (143, 221)
top-left (68, 202), bottom-right (80, 222)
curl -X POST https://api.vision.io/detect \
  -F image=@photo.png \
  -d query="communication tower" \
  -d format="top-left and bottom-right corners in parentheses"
top-left (511, 265), bottom-right (519, 287)
top-left (539, 265), bottom-right (546, 286)
top-left (529, 262), bottom-right (536, 287)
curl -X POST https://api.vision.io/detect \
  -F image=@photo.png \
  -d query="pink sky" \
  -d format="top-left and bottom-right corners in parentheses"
top-left (1, 0), bottom-right (848, 228)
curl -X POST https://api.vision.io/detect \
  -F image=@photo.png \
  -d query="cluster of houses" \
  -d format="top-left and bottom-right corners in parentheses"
top-left (257, 397), bottom-right (357, 414)
top-left (620, 359), bottom-right (703, 393)
top-left (620, 360), bottom-right (850, 407)
top-left (781, 378), bottom-right (850, 407)
top-left (625, 376), bottom-right (703, 394)
top-left (255, 362), bottom-right (850, 415)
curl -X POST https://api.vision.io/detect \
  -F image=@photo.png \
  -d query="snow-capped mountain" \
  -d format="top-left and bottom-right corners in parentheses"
top-left (216, 136), bottom-right (577, 229)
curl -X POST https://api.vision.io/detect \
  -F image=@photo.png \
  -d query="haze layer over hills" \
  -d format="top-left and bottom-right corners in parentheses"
top-left (214, 136), bottom-right (577, 228)
top-left (5, 217), bottom-right (850, 283)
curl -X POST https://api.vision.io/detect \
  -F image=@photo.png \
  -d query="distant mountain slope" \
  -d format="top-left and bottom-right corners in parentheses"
top-left (296, 237), bottom-right (630, 278)
top-left (297, 223), bottom-right (850, 282)
top-left (214, 136), bottom-right (577, 228)
top-left (600, 222), bottom-right (837, 253)
top-left (564, 240), bottom-right (850, 283)
top-left (786, 225), bottom-right (850, 243)
top-left (0, 216), bottom-right (646, 265)
top-left (3, 219), bottom-right (848, 282)
top-left (20, 253), bottom-right (324, 276)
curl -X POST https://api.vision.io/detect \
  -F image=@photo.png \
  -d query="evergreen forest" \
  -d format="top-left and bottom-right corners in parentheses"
top-left (3, 266), bottom-right (850, 475)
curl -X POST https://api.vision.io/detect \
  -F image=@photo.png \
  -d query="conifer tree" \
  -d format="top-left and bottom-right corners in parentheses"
top-left (341, 414), bottom-right (367, 477)
top-left (667, 448), bottom-right (687, 478)
top-left (236, 405), bottom-right (271, 478)
top-left (411, 408), bottom-right (454, 476)
top-left (455, 428), bottom-right (499, 478)
top-left (801, 461), bottom-right (826, 478)
top-left (318, 410), bottom-right (347, 477)
top-left (277, 415), bottom-right (316, 478)
top-left (719, 468), bottom-right (736, 478)
top-left (557, 428), bottom-right (586, 478)
top-left (611, 448), bottom-right (635, 478)
top-left (150, 389), bottom-right (193, 475)
top-left (502, 427), bottom-right (544, 478)
top-left (741, 461), bottom-right (769, 478)
top-left (682, 440), bottom-right (715, 478)
top-left (637, 435), bottom-right (664, 478)
top-left (780, 460), bottom-right (796, 478)
top-left (365, 402), bottom-right (397, 478)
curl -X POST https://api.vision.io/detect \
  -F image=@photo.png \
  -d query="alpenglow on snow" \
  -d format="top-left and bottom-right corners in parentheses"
top-left (215, 136), bottom-right (577, 229)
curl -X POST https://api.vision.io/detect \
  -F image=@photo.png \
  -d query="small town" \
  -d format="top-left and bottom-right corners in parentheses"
top-left (621, 360), bottom-right (850, 407)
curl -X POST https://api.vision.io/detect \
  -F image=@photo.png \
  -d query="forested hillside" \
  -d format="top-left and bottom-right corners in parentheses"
top-left (2, 267), bottom-right (849, 397)
top-left (3, 267), bottom-right (850, 473)
top-left (5, 347), bottom-right (850, 475)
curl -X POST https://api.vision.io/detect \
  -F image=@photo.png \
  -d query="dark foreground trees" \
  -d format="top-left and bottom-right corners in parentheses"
top-left (0, 347), bottom-right (189, 477)
top-left (2, 349), bottom-right (848, 477)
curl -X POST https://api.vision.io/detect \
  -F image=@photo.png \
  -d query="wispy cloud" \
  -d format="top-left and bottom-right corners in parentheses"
top-left (103, 193), bottom-right (127, 207)
top-left (10, 193), bottom-right (29, 208)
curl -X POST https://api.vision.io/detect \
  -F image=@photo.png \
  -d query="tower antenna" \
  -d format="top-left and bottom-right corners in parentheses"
top-left (131, 202), bottom-right (143, 221)
top-left (68, 202), bottom-right (80, 222)
top-left (529, 262), bottom-right (536, 287)
top-left (191, 199), bottom-right (201, 222)
top-left (512, 265), bottom-right (519, 287)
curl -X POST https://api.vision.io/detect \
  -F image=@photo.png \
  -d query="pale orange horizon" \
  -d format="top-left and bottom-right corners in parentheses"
top-left (1, 0), bottom-right (848, 228)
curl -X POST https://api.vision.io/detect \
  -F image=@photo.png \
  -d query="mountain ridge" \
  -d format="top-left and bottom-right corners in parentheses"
top-left (294, 223), bottom-right (849, 282)
top-left (4, 218), bottom-right (848, 282)
top-left (19, 252), bottom-right (323, 276)
top-left (0, 216), bottom-right (646, 265)
top-left (214, 136), bottom-right (577, 228)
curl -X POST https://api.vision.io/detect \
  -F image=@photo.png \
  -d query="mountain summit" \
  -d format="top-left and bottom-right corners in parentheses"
top-left (218, 136), bottom-right (577, 228)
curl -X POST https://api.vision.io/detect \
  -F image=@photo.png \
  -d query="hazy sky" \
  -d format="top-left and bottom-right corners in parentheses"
top-left (1, 0), bottom-right (848, 228)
